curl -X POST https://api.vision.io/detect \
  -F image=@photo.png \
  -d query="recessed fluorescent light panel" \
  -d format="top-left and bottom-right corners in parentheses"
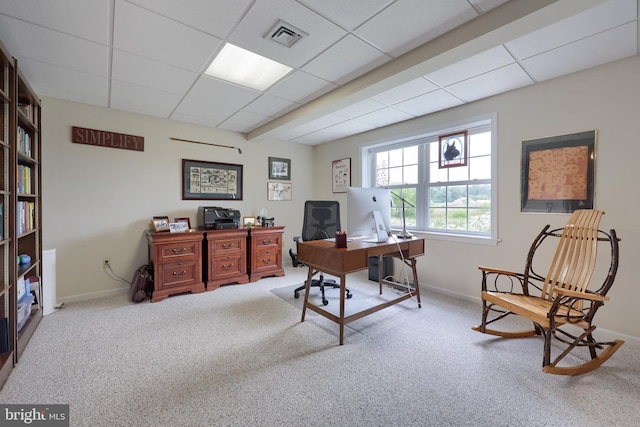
top-left (205, 43), bottom-right (292, 91)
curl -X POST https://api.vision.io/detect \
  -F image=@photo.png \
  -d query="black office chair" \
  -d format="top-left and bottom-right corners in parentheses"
top-left (292, 200), bottom-right (351, 305)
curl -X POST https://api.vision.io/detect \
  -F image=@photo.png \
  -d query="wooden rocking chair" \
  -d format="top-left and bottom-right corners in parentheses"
top-left (472, 209), bottom-right (623, 375)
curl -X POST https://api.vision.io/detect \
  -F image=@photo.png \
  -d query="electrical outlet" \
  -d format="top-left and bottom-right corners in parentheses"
top-left (103, 258), bottom-right (110, 268)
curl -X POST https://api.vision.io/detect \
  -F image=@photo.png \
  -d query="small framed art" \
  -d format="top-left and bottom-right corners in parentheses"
top-left (438, 131), bottom-right (468, 168)
top-left (243, 216), bottom-right (257, 228)
top-left (174, 217), bottom-right (191, 229)
top-left (332, 158), bottom-right (351, 193)
top-left (268, 182), bottom-right (292, 201)
top-left (151, 217), bottom-right (170, 232)
top-left (169, 222), bottom-right (189, 233)
top-left (268, 157), bottom-right (291, 180)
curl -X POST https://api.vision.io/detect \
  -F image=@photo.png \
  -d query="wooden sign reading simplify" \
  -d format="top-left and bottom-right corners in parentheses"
top-left (71, 126), bottom-right (144, 152)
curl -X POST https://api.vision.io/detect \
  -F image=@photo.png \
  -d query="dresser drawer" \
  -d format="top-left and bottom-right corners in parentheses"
top-left (253, 233), bottom-right (281, 249)
top-left (252, 249), bottom-right (281, 273)
top-left (158, 241), bottom-right (199, 261)
top-left (160, 260), bottom-right (199, 289)
top-left (211, 253), bottom-right (246, 278)
top-left (210, 237), bottom-right (245, 254)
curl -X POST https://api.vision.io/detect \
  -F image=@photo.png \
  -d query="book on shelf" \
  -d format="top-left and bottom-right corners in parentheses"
top-left (18, 102), bottom-right (32, 121)
top-left (17, 126), bottom-right (32, 157)
top-left (0, 317), bottom-right (9, 353)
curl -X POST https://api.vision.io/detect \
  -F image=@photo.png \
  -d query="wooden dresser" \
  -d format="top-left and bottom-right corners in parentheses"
top-left (248, 226), bottom-right (285, 282)
top-left (204, 228), bottom-right (250, 290)
top-left (146, 230), bottom-right (206, 302)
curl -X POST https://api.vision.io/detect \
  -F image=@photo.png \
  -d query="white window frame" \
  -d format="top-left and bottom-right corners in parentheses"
top-left (360, 113), bottom-right (498, 245)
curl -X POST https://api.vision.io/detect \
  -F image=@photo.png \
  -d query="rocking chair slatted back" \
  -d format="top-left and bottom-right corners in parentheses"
top-left (542, 209), bottom-right (603, 305)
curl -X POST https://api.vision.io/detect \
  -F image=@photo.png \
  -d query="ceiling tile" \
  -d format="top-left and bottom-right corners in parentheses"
top-left (15, 56), bottom-right (109, 107)
top-left (0, 16), bottom-right (108, 76)
top-left (228, 0), bottom-right (347, 68)
top-left (112, 50), bottom-right (199, 95)
top-left (0, 0), bottom-right (110, 44)
top-left (393, 89), bottom-right (464, 116)
top-left (354, 0), bottom-right (477, 57)
top-left (113, 1), bottom-right (221, 72)
top-left (126, 0), bottom-right (253, 39)
top-left (173, 96), bottom-right (236, 127)
top-left (302, 34), bottom-right (391, 84)
top-left (445, 63), bottom-right (533, 102)
top-left (188, 76), bottom-right (261, 109)
top-left (352, 107), bottom-right (415, 127)
top-left (506, 0), bottom-right (637, 60)
top-left (110, 81), bottom-right (182, 118)
top-left (425, 45), bottom-right (515, 87)
top-left (296, 0), bottom-right (394, 30)
top-left (372, 78), bottom-right (438, 105)
top-left (218, 110), bottom-right (271, 133)
top-left (521, 22), bottom-right (638, 82)
top-left (267, 71), bottom-right (337, 103)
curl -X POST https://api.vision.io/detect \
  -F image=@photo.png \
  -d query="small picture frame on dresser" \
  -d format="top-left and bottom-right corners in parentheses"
top-left (174, 217), bottom-right (191, 229)
top-left (151, 217), bottom-right (170, 232)
top-left (169, 222), bottom-right (189, 233)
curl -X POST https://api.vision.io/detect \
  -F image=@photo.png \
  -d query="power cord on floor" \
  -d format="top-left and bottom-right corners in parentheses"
top-left (103, 260), bottom-right (132, 286)
top-left (386, 233), bottom-right (420, 306)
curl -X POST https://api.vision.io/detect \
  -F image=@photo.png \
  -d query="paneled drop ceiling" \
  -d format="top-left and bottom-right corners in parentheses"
top-left (0, 0), bottom-right (637, 145)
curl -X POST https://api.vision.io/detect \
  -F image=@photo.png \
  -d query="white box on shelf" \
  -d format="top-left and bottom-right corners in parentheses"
top-left (17, 294), bottom-right (34, 332)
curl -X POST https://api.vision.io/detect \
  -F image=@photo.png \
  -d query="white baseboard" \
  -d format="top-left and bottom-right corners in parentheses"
top-left (57, 286), bottom-right (128, 305)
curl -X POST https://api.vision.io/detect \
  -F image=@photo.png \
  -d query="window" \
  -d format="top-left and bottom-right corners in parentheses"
top-left (363, 114), bottom-right (497, 243)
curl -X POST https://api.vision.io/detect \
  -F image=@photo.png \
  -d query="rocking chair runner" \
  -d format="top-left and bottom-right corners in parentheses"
top-left (472, 209), bottom-right (623, 375)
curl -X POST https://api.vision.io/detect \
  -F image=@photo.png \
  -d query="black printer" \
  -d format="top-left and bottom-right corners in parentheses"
top-left (197, 207), bottom-right (241, 230)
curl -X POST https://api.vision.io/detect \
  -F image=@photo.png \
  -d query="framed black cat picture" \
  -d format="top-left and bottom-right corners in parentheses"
top-left (438, 130), bottom-right (468, 168)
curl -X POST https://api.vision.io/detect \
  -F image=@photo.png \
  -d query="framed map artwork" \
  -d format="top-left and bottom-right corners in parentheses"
top-left (521, 130), bottom-right (596, 213)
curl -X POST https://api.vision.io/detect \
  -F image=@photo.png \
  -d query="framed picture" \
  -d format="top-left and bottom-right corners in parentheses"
top-left (151, 217), bottom-right (170, 232)
top-left (332, 158), bottom-right (351, 193)
top-left (268, 182), bottom-right (292, 201)
top-left (243, 216), bottom-right (257, 227)
top-left (268, 157), bottom-right (291, 180)
top-left (521, 130), bottom-right (596, 213)
top-left (182, 159), bottom-right (243, 200)
top-left (169, 222), bottom-right (189, 233)
top-left (438, 131), bottom-right (468, 168)
top-left (174, 217), bottom-right (191, 229)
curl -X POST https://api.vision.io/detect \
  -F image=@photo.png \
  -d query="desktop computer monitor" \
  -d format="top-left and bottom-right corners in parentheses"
top-left (347, 187), bottom-right (392, 242)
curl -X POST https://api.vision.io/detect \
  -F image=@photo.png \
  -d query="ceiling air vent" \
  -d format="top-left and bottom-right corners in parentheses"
top-left (265, 20), bottom-right (308, 48)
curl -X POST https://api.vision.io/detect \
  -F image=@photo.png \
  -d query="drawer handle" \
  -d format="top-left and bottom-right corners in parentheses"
top-left (172, 247), bottom-right (187, 254)
top-left (222, 243), bottom-right (235, 249)
top-left (222, 263), bottom-right (234, 270)
top-left (172, 270), bottom-right (187, 277)
top-left (262, 258), bottom-right (272, 264)
top-left (262, 239), bottom-right (272, 244)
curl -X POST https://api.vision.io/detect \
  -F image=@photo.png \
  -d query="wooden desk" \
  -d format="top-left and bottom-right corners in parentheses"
top-left (298, 236), bottom-right (425, 344)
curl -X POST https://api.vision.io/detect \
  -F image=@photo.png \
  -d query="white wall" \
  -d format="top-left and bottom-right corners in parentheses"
top-left (314, 55), bottom-right (640, 340)
top-left (41, 100), bottom-right (313, 300)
